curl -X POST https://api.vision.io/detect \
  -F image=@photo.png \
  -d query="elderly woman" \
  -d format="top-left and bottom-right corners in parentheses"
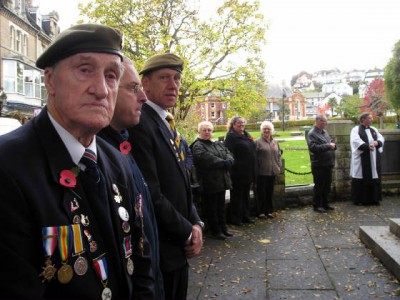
top-left (255, 121), bottom-right (282, 218)
top-left (224, 116), bottom-right (257, 226)
top-left (191, 121), bottom-right (234, 240)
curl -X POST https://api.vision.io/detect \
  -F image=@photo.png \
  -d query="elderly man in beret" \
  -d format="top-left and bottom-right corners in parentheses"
top-left (0, 24), bottom-right (147, 299)
top-left (129, 53), bottom-right (204, 299)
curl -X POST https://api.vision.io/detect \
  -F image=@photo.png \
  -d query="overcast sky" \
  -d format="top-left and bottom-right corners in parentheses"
top-left (39, 0), bottom-right (400, 85)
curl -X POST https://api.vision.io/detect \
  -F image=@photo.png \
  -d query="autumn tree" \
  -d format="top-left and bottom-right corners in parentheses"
top-left (362, 78), bottom-right (389, 128)
top-left (336, 95), bottom-right (363, 119)
top-left (384, 40), bottom-right (400, 124)
top-left (78, 0), bottom-right (267, 122)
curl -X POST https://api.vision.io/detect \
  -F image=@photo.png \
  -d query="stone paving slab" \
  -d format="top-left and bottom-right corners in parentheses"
top-left (266, 259), bottom-right (333, 290)
top-left (328, 270), bottom-right (399, 299)
top-left (267, 290), bottom-right (338, 300)
top-left (266, 237), bottom-right (317, 260)
top-left (318, 247), bottom-right (387, 274)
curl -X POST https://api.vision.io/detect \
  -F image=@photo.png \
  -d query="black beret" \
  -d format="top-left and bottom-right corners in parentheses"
top-left (140, 53), bottom-right (184, 75)
top-left (36, 24), bottom-right (123, 69)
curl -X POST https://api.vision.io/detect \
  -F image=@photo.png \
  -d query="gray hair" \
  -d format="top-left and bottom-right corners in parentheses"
top-left (197, 121), bottom-right (213, 132)
top-left (260, 120), bottom-right (274, 133)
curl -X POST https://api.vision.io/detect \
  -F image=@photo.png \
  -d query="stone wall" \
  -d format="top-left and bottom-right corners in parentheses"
top-left (273, 121), bottom-right (400, 209)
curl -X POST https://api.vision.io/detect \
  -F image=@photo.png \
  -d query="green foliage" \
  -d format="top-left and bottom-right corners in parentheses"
top-left (79, 0), bottom-right (268, 124)
top-left (337, 95), bottom-right (363, 118)
top-left (384, 40), bottom-right (400, 113)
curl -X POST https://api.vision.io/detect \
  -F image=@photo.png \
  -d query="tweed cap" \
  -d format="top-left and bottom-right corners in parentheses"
top-left (36, 24), bottom-right (123, 69)
top-left (139, 53), bottom-right (184, 75)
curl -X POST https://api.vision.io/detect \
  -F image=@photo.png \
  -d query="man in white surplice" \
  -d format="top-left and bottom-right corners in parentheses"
top-left (350, 112), bottom-right (384, 205)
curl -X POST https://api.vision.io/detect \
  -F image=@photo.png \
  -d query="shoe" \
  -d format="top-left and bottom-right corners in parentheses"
top-left (324, 206), bottom-right (334, 211)
top-left (222, 230), bottom-right (233, 237)
top-left (258, 214), bottom-right (266, 219)
top-left (211, 233), bottom-right (226, 240)
top-left (314, 207), bottom-right (327, 213)
top-left (243, 218), bottom-right (256, 224)
top-left (267, 213), bottom-right (274, 219)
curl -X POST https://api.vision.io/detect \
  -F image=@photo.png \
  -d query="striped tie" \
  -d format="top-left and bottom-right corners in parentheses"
top-left (166, 114), bottom-right (185, 161)
top-left (80, 149), bottom-right (100, 183)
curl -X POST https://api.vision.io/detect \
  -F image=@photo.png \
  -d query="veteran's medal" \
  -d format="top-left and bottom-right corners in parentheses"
top-left (74, 256), bottom-right (88, 276)
top-left (40, 258), bottom-right (57, 282)
top-left (57, 225), bottom-right (73, 284)
top-left (58, 263), bottom-right (74, 284)
top-left (40, 227), bottom-right (58, 282)
top-left (102, 287), bottom-right (112, 300)
top-left (127, 257), bottom-right (134, 276)
top-left (71, 224), bottom-right (88, 276)
top-left (123, 235), bottom-right (134, 275)
top-left (93, 255), bottom-right (112, 300)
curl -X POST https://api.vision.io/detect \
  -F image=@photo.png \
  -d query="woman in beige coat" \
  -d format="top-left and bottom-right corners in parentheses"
top-left (255, 121), bottom-right (282, 218)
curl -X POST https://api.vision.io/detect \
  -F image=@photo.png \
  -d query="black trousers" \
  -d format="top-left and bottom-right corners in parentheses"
top-left (230, 182), bottom-right (251, 224)
top-left (202, 191), bottom-right (227, 234)
top-left (256, 175), bottom-right (275, 215)
top-left (311, 166), bottom-right (333, 208)
top-left (162, 263), bottom-right (189, 300)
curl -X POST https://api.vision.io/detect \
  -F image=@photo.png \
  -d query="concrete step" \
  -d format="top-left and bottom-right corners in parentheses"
top-left (389, 218), bottom-right (400, 238)
top-left (359, 225), bottom-right (400, 281)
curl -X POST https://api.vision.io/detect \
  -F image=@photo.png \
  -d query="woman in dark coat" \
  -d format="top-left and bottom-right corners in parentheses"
top-left (191, 121), bottom-right (234, 240)
top-left (224, 116), bottom-right (257, 226)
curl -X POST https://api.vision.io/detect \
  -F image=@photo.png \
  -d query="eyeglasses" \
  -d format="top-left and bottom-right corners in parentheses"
top-left (158, 74), bottom-right (181, 85)
top-left (201, 128), bottom-right (213, 132)
top-left (119, 83), bottom-right (144, 95)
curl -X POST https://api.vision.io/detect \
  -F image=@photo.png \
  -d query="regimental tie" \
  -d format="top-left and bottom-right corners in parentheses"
top-left (166, 113), bottom-right (185, 161)
top-left (80, 148), bottom-right (100, 183)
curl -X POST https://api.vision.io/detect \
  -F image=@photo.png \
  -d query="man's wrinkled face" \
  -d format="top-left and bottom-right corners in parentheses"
top-left (45, 53), bottom-right (123, 135)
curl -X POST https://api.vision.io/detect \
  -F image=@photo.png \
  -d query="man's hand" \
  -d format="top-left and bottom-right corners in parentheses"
top-left (184, 225), bottom-right (203, 258)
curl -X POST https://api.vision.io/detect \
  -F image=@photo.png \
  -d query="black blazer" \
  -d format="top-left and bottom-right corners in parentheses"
top-left (128, 103), bottom-right (201, 272)
top-left (0, 108), bottom-right (138, 299)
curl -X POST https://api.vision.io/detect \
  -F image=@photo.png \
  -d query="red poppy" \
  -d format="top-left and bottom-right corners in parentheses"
top-left (59, 170), bottom-right (77, 188)
top-left (249, 136), bottom-right (254, 140)
top-left (120, 141), bottom-right (132, 155)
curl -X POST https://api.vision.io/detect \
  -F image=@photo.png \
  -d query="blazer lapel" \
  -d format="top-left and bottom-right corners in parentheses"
top-left (144, 104), bottom-right (189, 179)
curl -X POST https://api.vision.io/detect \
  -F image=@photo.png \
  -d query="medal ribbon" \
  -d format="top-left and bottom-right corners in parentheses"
top-left (42, 227), bottom-right (58, 257)
top-left (123, 235), bottom-right (132, 258)
top-left (71, 224), bottom-right (85, 255)
top-left (57, 225), bottom-right (72, 263)
top-left (93, 255), bottom-right (108, 282)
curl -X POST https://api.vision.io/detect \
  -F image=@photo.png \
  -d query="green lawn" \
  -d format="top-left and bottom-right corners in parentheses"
top-left (214, 130), bottom-right (313, 186)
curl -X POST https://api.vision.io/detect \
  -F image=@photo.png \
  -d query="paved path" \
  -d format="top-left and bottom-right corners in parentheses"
top-left (188, 197), bottom-right (400, 299)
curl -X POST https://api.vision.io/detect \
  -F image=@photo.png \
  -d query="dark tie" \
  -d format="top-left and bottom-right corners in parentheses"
top-left (80, 149), bottom-right (100, 183)
top-left (166, 114), bottom-right (185, 160)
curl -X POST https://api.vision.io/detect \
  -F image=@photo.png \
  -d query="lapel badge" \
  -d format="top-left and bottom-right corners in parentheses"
top-left (112, 183), bottom-right (123, 203)
top-left (70, 198), bottom-right (79, 212)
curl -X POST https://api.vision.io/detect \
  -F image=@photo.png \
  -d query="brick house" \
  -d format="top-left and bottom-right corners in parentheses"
top-left (196, 95), bottom-right (229, 125)
top-left (0, 0), bottom-right (58, 117)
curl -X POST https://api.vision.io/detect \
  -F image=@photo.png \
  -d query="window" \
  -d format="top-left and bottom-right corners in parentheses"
top-left (211, 112), bottom-right (215, 117)
top-left (16, 30), bottom-right (21, 52)
top-left (210, 103), bottom-right (215, 108)
top-left (3, 59), bottom-right (42, 99)
top-left (23, 35), bottom-right (28, 55)
top-left (10, 26), bottom-right (15, 50)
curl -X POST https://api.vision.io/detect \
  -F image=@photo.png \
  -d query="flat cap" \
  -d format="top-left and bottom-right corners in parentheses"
top-left (36, 24), bottom-right (123, 69)
top-left (140, 53), bottom-right (184, 75)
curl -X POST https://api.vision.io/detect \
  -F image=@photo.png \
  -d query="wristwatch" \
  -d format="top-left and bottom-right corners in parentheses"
top-left (196, 221), bottom-right (205, 231)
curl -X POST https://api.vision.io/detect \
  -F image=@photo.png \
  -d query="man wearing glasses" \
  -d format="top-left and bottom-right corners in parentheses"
top-left (97, 57), bottom-right (164, 299)
top-left (128, 53), bottom-right (203, 299)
